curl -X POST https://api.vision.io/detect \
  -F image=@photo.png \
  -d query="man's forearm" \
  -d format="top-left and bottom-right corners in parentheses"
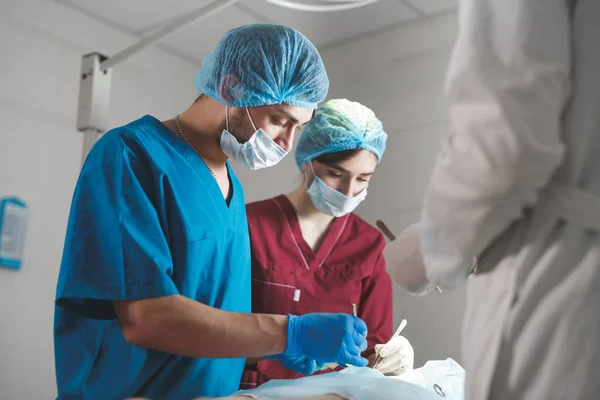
top-left (113, 295), bottom-right (288, 359)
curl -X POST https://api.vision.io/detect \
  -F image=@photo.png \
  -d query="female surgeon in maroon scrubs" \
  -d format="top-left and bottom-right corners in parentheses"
top-left (241, 99), bottom-right (414, 389)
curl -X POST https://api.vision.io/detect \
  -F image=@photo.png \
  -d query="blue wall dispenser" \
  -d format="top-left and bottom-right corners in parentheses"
top-left (0, 197), bottom-right (29, 270)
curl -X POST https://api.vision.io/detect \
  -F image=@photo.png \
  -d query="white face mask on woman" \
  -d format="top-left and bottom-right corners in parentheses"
top-left (305, 162), bottom-right (367, 217)
top-left (220, 107), bottom-right (288, 170)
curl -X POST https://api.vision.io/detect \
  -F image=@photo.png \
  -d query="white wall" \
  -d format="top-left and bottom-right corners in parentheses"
top-left (322, 12), bottom-right (465, 367)
top-left (0, 0), bottom-right (198, 398)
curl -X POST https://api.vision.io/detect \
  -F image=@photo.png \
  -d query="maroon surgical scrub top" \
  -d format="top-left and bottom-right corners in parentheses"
top-left (240, 195), bottom-right (393, 389)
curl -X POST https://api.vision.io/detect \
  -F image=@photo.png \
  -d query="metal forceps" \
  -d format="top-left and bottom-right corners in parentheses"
top-left (371, 319), bottom-right (407, 370)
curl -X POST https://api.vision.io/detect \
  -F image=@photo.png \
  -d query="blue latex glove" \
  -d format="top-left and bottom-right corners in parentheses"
top-left (265, 354), bottom-right (321, 375)
top-left (284, 313), bottom-right (369, 367)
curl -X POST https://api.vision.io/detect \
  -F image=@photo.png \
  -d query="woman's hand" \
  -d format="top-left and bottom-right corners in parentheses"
top-left (373, 335), bottom-right (414, 376)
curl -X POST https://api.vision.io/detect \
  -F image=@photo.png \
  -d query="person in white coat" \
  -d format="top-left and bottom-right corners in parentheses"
top-left (384, 0), bottom-right (600, 399)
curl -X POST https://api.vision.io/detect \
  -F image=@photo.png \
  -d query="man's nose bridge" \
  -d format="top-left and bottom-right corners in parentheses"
top-left (278, 127), bottom-right (295, 151)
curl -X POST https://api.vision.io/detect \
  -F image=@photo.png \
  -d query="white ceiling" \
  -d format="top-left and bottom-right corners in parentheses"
top-left (54, 0), bottom-right (456, 65)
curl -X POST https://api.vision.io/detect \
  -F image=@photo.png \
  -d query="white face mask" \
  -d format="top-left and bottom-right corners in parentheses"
top-left (220, 107), bottom-right (288, 170)
top-left (306, 162), bottom-right (368, 217)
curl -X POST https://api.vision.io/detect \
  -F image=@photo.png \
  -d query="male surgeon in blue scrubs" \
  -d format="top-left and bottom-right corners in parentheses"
top-left (54, 24), bottom-right (370, 400)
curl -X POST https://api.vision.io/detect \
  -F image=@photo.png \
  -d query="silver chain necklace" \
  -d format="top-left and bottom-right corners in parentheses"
top-left (174, 114), bottom-right (217, 180)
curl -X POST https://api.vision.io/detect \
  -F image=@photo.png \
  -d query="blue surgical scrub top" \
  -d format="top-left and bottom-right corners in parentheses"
top-left (54, 115), bottom-right (251, 399)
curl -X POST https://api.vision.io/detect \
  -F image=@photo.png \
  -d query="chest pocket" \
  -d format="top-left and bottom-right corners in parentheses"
top-left (301, 262), bottom-right (363, 315)
top-left (251, 260), bottom-right (300, 315)
top-left (169, 227), bottom-right (250, 314)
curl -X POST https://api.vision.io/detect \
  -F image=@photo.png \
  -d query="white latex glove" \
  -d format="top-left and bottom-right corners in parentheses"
top-left (373, 335), bottom-right (414, 376)
top-left (383, 223), bottom-right (435, 295)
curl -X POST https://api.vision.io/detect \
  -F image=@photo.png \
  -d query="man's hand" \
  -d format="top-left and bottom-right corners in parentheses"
top-left (285, 313), bottom-right (369, 367)
top-left (267, 354), bottom-right (322, 375)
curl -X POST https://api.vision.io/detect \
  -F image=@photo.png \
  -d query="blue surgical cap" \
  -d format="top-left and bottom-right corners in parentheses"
top-left (295, 99), bottom-right (388, 168)
top-left (194, 24), bottom-right (329, 109)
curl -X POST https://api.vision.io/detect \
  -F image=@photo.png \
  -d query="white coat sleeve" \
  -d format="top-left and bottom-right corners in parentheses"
top-left (420, 0), bottom-right (573, 289)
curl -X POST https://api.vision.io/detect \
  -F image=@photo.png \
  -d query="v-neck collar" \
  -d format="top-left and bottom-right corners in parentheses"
top-left (147, 115), bottom-right (240, 228)
top-left (273, 195), bottom-right (349, 269)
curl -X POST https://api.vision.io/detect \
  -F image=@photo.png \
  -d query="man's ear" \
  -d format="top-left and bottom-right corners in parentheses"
top-left (219, 74), bottom-right (240, 103)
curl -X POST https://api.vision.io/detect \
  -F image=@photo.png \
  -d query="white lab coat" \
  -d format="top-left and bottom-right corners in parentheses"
top-left (389, 0), bottom-right (600, 399)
